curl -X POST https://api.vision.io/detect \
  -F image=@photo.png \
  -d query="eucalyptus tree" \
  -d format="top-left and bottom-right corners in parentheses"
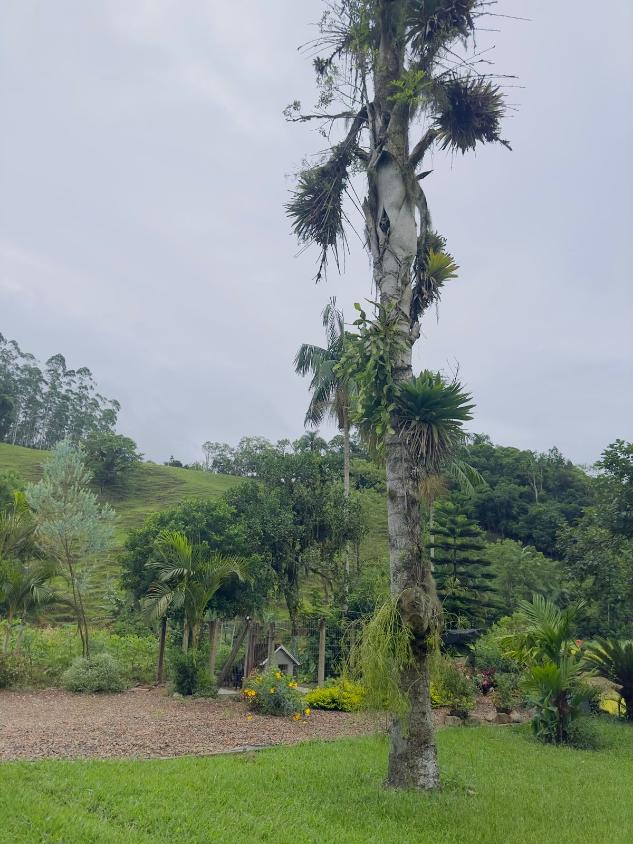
top-left (295, 299), bottom-right (354, 495)
top-left (286, 2), bottom-right (511, 789)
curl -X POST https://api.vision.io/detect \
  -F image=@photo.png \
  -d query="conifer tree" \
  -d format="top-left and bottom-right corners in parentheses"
top-left (430, 502), bottom-right (497, 626)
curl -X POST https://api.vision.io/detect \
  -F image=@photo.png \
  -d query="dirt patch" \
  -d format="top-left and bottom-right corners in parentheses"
top-left (0, 688), bottom-right (382, 761)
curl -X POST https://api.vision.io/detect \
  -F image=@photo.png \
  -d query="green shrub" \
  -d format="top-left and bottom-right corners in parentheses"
top-left (243, 669), bottom-right (305, 717)
top-left (432, 656), bottom-right (476, 717)
top-left (469, 622), bottom-right (521, 674)
top-left (575, 680), bottom-right (603, 715)
top-left (304, 680), bottom-right (365, 712)
top-left (565, 717), bottom-right (603, 750)
top-left (62, 654), bottom-right (126, 693)
top-left (0, 651), bottom-right (30, 689)
top-left (169, 650), bottom-right (217, 698)
top-left (491, 672), bottom-right (521, 713)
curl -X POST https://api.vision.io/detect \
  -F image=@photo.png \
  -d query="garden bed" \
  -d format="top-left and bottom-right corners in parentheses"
top-left (0, 688), bottom-right (380, 760)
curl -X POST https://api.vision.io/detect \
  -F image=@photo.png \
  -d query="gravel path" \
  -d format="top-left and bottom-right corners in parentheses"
top-left (0, 688), bottom-right (382, 761)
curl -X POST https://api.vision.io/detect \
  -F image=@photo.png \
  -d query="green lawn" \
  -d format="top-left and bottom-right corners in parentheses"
top-left (1, 722), bottom-right (630, 843)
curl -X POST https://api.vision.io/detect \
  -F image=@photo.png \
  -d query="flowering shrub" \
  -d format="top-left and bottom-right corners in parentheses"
top-left (304, 680), bottom-right (365, 712)
top-left (243, 669), bottom-right (305, 717)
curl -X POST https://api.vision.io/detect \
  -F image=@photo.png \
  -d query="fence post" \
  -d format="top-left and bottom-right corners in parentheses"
top-left (266, 622), bottom-right (275, 667)
top-left (318, 618), bottom-right (326, 687)
top-left (242, 617), bottom-right (253, 679)
top-left (208, 619), bottom-right (220, 677)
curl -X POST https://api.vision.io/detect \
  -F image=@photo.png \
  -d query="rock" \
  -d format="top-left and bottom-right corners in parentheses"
top-left (495, 712), bottom-right (512, 725)
top-left (510, 711), bottom-right (524, 724)
top-left (444, 715), bottom-right (462, 727)
top-left (465, 714), bottom-right (484, 726)
top-left (484, 711), bottom-right (497, 723)
top-left (172, 692), bottom-right (184, 700)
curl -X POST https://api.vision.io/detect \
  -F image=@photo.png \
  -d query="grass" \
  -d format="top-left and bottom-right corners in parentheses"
top-left (0, 721), bottom-right (631, 843)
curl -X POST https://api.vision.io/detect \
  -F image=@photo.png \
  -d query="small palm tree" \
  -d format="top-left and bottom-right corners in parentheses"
top-left (584, 638), bottom-right (633, 721)
top-left (294, 298), bottom-right (354, 495)
top-left (143, 530), bottom-right (246, 658)
top-left (0, 560), bottom-right (58, 652)
top-left (501, 595), bottom-right (582, 666)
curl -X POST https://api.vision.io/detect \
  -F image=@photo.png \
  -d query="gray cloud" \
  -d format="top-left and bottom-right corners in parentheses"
top-left (1, 0), bottom-right (631, 466)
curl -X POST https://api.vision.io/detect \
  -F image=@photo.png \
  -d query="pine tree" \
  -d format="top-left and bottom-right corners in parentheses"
top-left (431, 503), bottom-right (496, 626)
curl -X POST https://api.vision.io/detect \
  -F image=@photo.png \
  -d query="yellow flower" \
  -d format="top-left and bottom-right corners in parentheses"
top-left (246, 715), bottom-right (253, 721)
top-left (304, 708), bottom-right (311, 716)
top-left (288, 681), bottom-right (298, 689)
top-left (269, 687), bottom-right (276, 694)
top-left (292, 713), bottom-right (301, 721)
top-left (275, 671), bottom-right (282, 680)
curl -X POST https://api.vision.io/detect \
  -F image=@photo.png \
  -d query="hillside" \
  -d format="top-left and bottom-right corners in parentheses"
top-left (0, 443), bottom-right (389, 613)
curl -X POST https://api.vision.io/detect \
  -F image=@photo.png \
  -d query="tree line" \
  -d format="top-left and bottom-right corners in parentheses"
top-left (0, 332), bottom-right (119, 449)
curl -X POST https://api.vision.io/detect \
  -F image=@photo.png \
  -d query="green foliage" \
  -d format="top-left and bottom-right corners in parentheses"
top-left (431, 502), bottom-right (496, 626)
top-left (500, 595), bottom-right (581, 667)
top-left (169, 650), bottom-right (217, 698)
top-left (304, 679), bottom-right (365, 712)
top-left (351, 596), bottom-right (414, 715)
top-left (584, 638), bottom-right (633, 721)
top-left (433, 76), bottom-right (509, 154)
top-left (286, 142), bottom-right (354, 281)
top-left (82, 431), bottom-right (142, 491)
top-left (243, 669), bottom-right (304, 717)
top-left (0, 650), bottom-right (29, 688)
top-left (486, 539), bottom-right (564, 615)
top-left (469, 620), bottom-right (522, 674)
top-left (491, 672), bottom-right (520, 713)
top-left (62, 653), bottom-right (126, 693)
top-left (0, 470), bottom-right (24, 512)
top-left (431, 656), bottom-right (476, 716)
top-left (522, 658), bottom-right (587, 745)
top-left (0, 622), bottom-right (158, 687)
top-left (0, 333), bottom-right (119, 450)
top-left (396, 372), bottom-right (473, 471)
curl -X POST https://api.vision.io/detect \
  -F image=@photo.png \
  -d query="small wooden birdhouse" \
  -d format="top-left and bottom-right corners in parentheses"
top-left (261, 644), bottom-right (301, 677)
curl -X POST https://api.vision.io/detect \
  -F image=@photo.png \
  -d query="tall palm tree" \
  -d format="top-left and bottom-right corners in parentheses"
top-left (584, 638), bottom-right (633, 721)
top-left (294, 299), bottom-right (353, 496)
top-left (143, 530), bottom-right (246, 657)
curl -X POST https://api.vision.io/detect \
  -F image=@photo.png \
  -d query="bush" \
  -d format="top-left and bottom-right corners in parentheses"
top-left (432, 656), bottom-right (476, 717)
top-left (243, 669), bottom-right (305, 717)
top-left (469, 622), bottom-right (521, 674)
top-left (575, 680), bottom-right (603, 715)
top-left (0, 651), bottom-right (30, 689)
top-left (62, 654), bottom-right (126, 693)
top-left (491, 672), bottom-right (520, 713)
top-left (304, 680), bottom-right (365, 712)
top-left (169, 650), bottom-right (217, 698)
top-left (565, 717), bottom-right (603, 750)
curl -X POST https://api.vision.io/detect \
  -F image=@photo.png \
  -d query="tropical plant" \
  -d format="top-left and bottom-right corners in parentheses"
top-left (169, 649), bottom-right (217, 698)
top-left (500, 595), bottom-right (582, 667)
top-left (143, 530), bottom-right (246, 654)
top-left (584, 638), bottom-right (633, 721)
top-left (522, 658), bottom-right (586, 745)
top-left (295, 299), bottom-right (354, 496)
top-left (0, 559), bottom-right (58, 653)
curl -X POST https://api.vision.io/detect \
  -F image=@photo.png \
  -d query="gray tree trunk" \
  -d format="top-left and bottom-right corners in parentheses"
top-left (364, 1), bottom-right (441, 790)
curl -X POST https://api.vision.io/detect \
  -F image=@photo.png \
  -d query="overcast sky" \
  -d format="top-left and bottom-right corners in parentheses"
top-left (1, 1), bottom-right (631, 467)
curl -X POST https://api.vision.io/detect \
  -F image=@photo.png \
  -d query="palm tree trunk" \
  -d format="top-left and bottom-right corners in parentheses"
top-left (343, 416), bottom-right (351, 498)
top-left (182, 620), bottom-right (190, 653)
top-left (208, 619), bottom-right (220, 676)
top-left (156, 617), bottom-right (167, 683)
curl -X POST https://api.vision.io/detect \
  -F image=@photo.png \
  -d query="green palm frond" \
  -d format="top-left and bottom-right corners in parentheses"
top-left (426, 249), bottom-right (459, 286)
top-left (433, 76), bottom-right (509, 154)
top-left (395, 371), bottom-right (474, 471)
top-left (584, 638), bottom-right (633, 691)
top-left (446, 458), bottom-right (486, 495)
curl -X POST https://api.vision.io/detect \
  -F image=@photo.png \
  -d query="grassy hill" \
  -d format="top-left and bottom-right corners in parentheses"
top-left (1, 442), bottom-right (389, 613)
